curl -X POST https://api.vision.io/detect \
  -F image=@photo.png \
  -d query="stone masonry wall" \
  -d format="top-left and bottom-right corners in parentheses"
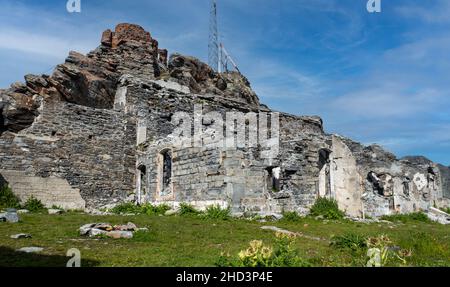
top-left (124, 78), bottom-right (331, 215)
top-left (0, 99), bottom-right (136, 208)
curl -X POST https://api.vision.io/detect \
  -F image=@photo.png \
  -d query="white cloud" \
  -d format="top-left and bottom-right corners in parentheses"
top-left (396, 0), bottom-right (450, 24)
top-left (0, 28), bottom-right (93, 59)
top-left (332, 87), bottom-right (444, 119)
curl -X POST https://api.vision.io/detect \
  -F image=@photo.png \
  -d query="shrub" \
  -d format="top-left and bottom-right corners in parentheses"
top-left (309, 197), bottom-right (345, 220)
top-left (23, 196), bottom-right (46, 213)
top-left (143, 203), bottom-right (171, 215)
top-left (331, 233), bottom-right (367, 252)
top-left (216, 233), bottom-right (310, 267)
top-left (381, 212), bottom-right (431, 223)
top-left (0, 185), bottom-right (21, 209)
top-left (282, 211), bottom-right (302, 222)
top-left (110, 202), bottom-right (143, 214)
top-left (179, 203), bottom-right (201, 216)
top-left (203, 205), bottom-right (231, 220)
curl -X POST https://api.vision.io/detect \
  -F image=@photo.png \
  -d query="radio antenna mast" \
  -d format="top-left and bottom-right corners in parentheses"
top-left (208, 0), bottom-right (241, 74)
top-left (208, 0), bottom-right (219, 72)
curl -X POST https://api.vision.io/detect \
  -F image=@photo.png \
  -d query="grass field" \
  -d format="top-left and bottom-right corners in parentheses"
top-left (0, 212), bottom-right (449, 267)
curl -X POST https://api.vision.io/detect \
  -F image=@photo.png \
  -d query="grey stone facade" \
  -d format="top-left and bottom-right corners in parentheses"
top-left (1, 23), bottom-right (449, 216)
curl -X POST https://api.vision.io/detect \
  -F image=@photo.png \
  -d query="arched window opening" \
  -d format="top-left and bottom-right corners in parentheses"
top-left (160, 149), bottom-right (172, 195)
top-left (266, 166), bottom-right (281, 193)
top-left (318, 149), bottom-right (331, 198)
top-left (137, 165), bottom-right (147, 203)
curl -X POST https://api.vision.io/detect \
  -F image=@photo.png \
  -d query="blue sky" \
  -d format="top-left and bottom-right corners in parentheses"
top-left (1, 0), bottom-right (449, 165)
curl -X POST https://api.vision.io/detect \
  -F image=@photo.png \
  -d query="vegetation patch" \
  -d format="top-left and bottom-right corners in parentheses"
top-left (142, 204), bottom-right (171, 216)
top-left (110, 203), bottom-right (142, 214)
top-left (216, 232), bottom-right (310, 267)
top-left (365, 235), bottom-right (411, 267)
top-left (281, 211), bottom-right (302, 222)
top-left (0, 185), bottom-right (21, 209)
top-left (110, 203), bottom-right (170, 215)
top-left (23, 196), bottom-right (46, 213)
top-left (381, 212), bottom-right (431, 223)
top-left (330, 233), bottom-right (367, 252)
top-left (309, 197), bottom-right (345, 220)
top-left (202, 205), bottom-right (231, 220)
top-left (179, 203), bottom-right (202, 216)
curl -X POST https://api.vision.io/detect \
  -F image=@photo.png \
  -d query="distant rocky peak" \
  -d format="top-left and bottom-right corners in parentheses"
top-left (101, 23), bottom-right (153, 48)
top-left (0, 23), bottom-right (262, 135)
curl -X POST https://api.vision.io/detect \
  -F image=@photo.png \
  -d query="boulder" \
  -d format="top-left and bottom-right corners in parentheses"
top-left (79, 223), bottom-right (96, 236)
top-left (10, 233), bottom-right (32, 239)
top-left (164, 210), bottom-right (178, 216)
top-left (106, 231), bottom-right (133, 239)
top-left (89, 228), bottom-right (108, 237)
top-left (0, 210), bottom-right (19, 223)
top-left (80, 222), bottom-right (140, 238)
top-left (114, 222), bottom-right (137, 231)
top-left (48, 209), bottom-right (63, 215)
top-left (427, 207), bottom-right (450, 225)
top-left (93, 223), bottom-right (114, 231)
top-left (17, 247), bottom-right (43, 253)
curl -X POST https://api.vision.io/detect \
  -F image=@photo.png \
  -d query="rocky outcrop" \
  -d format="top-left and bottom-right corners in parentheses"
top-left (0, 23), bottom-right (261, 135)
top-left (0, 76), bottom-right (47, 134)
top-left (168, 54), bottom-right (260, 107)
top-left (0, 23), bottom-right (158, 133)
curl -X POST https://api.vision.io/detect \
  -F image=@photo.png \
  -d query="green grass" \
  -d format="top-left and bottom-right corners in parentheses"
top-left (380, 212), bottom-right (431, 223)
top-left (282, 211), bottom-right (303, 222)
top-left (0, 212), bottom-right (449, 267)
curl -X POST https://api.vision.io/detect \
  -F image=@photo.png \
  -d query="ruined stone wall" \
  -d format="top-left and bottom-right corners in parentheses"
top-left (1, 23), bottom-right (448, 217)
top-left (0, 170), bottom-right (85, 210)
top-left (0, 100), bottom-right (136, 208)
top-left (123, 78), bottom-right (332, 215)
top-left (335, 137), bottom-right (448, 217)
top-left (438, 164), bottom-right (450, 199)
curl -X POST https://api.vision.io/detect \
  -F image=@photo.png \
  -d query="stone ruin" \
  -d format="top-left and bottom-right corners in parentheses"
top-left (1, 23), bottom-right (449, 218)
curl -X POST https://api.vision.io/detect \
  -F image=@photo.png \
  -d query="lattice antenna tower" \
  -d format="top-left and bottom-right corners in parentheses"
top-left (208, 0), bottom-right (219, 72)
